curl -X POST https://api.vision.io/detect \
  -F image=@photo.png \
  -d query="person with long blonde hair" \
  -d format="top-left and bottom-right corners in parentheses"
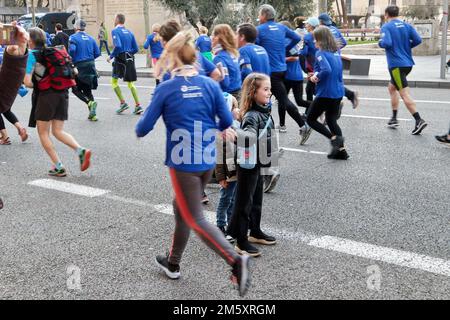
top-left (212, 24), bottom-right (242, 97)
top-left (195, 26), bottom-right (213, 62)
top-left (136, 32), bottom-right (252, 297)
top-left (144, 23), bottom-right (164, 83)
top-left (227, 73), bottom-right (277, 258)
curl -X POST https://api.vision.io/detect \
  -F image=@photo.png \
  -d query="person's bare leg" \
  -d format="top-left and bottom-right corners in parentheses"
top-left (398, 87), bottom-right (418, 115)
top-left (51, 120), bottom-right (81, 151)
top-left (37, 120), bottom-right (61, 165)
top-left (13, 121), bottom-right (28, 142)
top-left (388, 83), bottom-right (400, 113)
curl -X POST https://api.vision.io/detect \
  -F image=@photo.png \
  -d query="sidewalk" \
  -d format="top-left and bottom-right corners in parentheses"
top-left (95, 53), bottom-right (450, 89)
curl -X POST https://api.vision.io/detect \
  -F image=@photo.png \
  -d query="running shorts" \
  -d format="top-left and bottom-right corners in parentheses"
top-left (389, 67), bottom-right (412, 91)
top-left (35, 89), bottom-right (69, 121)
top-left (112, 52), bottom-right (137, 82)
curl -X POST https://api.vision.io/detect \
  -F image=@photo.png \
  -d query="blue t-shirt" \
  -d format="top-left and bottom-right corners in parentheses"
top-left (144, 33), bottom-right (163, 59)
top-left (195, 35), bottom-right (212, 53)
top-left (45, 32), bottom-right (52, 46)
top-left (110, 26), bottom-right (139, 59)
top-left (135, 75), bottom-right (233, 172)
top-left (285, 39), bottom-right (303, 81)
top-left (314, 50), bottom-right (344, 99)
top-left (256, 20), bottom-right (301, 73)
top-left (327, 25), bottom-right (347, 49)
top-left (300, 32), bottom-right (317, 72)
top-left (238, 43), bottom-right (271, 80)
top-left (26, 49), bottom-right (38, 74)
top-left (161, 52), bottom-right (216, 82)
top-left (379, 19), bottom-right (422, 69)
top-left (69, 32), bottom-right (101, 64)
top-left (0, 46), bottom-right (4, 65)
top-left (213, 49), bottom-right (241, 93)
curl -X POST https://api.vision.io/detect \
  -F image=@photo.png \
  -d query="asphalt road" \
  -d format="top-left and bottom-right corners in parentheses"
top-left (0, 79), bottom-right (449, 300)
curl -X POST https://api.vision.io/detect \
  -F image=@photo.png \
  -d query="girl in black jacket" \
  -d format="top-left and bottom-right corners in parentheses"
top-left (228, 73), bottom-right (278, 257)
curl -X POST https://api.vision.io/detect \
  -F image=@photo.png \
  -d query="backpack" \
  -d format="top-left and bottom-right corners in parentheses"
top-left (33, 45), bottom-right (77, 91)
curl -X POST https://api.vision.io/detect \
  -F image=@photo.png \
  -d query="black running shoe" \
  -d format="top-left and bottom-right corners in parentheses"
top-left (248, 231), bottom-right (277, 245)
top-left (435, 134), bottom-right (450, 146)
top-left (218, 225), bottom-right (227, 235)
top-left (328, 148), bottom-right (350, 160)
top-left (201, 192), bottom-right (209, 205)
top-left (412, 119), bottom-right (427, 135)
top-left (235, 242), bottom-right (261, 257)
top-left (231, 255), bottom-right (252, 297)
top-left (263, 173), bottom-right (280, 193)
top-left (155, 254), bottom-right (180, 280)
top-left (387, 118), bottom-right (399, 128)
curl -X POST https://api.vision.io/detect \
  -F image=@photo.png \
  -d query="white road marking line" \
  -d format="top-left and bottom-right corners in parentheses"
top-left (69, 95), bottom-right (110, 100)
top-left (29, 180), bottom-right (450, 278)
top-left (341, 114), bottom-right (412, 121)
top-left (281, 147), bottom-right (328, 155)
top-left (28, 179), bottom-right (110, 198)
top-left (98, 83), bottom-right (155, 89)
top-left (360, 97), bottom-right (450, 105)
top-left (307, 235), bottom-right (450, 277)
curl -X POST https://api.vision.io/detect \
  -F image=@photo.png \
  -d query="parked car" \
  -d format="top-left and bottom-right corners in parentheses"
top-left (18, 12), bottom-right (77, 36)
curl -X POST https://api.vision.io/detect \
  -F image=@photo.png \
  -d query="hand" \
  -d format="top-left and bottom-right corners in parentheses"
top-left (310, 75), bottom-right (319, 83)
top-left (219, 180), bottom-right (228, 189)
top-left (107, 57), bottom-right (112, 63)
top-left (222, 128), bottom-right (236, 142)
top-left (5, 22), bottom-right (29, 56)
top-left (306, 72), bottom-right (314, 80)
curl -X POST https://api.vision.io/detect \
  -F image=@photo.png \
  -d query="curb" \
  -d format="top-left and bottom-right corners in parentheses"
top-left (98, 70), bottom-right (450, 89)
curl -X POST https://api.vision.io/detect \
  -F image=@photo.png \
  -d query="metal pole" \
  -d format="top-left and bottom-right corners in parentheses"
top-left (441, 0), bottom-right (448, 79)
top-left (31, 0), bottom-right (36, 27)
top-left (143, 0), bottom-right (151, 68)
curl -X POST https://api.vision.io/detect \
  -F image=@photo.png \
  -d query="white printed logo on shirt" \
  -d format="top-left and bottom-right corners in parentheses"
top-left (180, 85), bottom-right (203, 98)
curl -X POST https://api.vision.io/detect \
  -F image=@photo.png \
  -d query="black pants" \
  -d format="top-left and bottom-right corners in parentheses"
top-left (306, 80), bottom-right (316, 103)
top-left (271, 72), bottom-right (305, 128)
top-left (99, 40), bottom-right (111, 56)
top-left (285, 79), bottom-right (311, 110)
top-left (306, 97), bottom-right (343, 139)
top-left (0, 109), bottom-right (19, 130)
top-left (72, 79), bottom-right (94, 105)
top-left (228, 166), bottom-right (264, 246)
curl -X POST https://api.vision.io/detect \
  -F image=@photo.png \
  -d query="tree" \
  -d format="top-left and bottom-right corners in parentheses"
top-left (156, 0), bottom-right (225, 30)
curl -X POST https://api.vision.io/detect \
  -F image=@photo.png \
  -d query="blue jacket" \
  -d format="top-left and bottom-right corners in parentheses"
top-left (213, 48), bottom-right (242, 93)
top-left (195, 35), bottom-right (212, 53)
top-left (379, 19), bottom-right (422, 68)
top-left (300, 32), bottom-right (317, 72)
top-left (238, 43), bottom-right (271, 80)
top-left (69, 32), bottom-right (101, 64)
top-left (285, 38), bottom-right (302, 81)
top-left (327, 25), bottom-right (347, 49)
top-left (314, 50), bottom-right (344, 99)
top-left (256, 20), bottom-right (301, 73)
top-left (110, 26), bottom-right (139, 59)
top-left (144, 33), bottom-right (163, 59)
top-left (136, 74), bottom-right (233, 172)
top-left (162, 52), bottom-right (217, 82)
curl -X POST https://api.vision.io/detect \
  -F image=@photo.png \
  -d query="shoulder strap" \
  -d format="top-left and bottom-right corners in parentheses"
top-left (258, 117), bottom-right (272, 139)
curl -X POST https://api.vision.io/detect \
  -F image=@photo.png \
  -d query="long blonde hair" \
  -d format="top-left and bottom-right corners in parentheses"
top-left (212, 24), bottom-right (238, 58)
top-left (152, 23), bottom-right (161, 42)
top-left (155, 32), bottom-right (197, 80)
top-left (239, 73), bottom-right (270, 120)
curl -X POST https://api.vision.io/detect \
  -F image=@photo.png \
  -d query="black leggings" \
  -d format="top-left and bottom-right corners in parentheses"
top-left (345, 87), bottom-right (355, 101)
top-left (306, 80), bottom-right (316, 102)
top-left (72, 80), bottom-right (94, 105)
top-left (271, 72), bottom-right (305, 128)
top-left (228, 166), bottom-right (264, 246)
top-left (0, 110), bottom-right (19, 130)
top-left (306, 97), bottom-right (343, 139)
top-left (284, 79), bottom-right (311, 110)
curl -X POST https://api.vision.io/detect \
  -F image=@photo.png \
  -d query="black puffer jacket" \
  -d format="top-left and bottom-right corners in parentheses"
top-left (236, 103), bottom-right (279, 168)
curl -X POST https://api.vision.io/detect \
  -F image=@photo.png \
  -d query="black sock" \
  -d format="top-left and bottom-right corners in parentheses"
top-left (413, 112), bottom-right (421, 122)
top-left (392, 110), bottom-right (398, 119)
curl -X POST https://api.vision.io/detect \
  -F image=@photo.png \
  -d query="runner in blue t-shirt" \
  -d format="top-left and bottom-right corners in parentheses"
top-left (195, 26), bottom-right (213, 62)
top-left (144, 24), bottom-right (164, 86)
top-left (378, 5), bottom-right (427, 135)
top-left (256, 4), bottom-right (311, 144)
top-left (318, 13), bottom-right (359, 110)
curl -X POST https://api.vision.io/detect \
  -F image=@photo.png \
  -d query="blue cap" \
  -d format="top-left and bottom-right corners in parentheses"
top-left (318, 13), bottom-right (332, 26)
